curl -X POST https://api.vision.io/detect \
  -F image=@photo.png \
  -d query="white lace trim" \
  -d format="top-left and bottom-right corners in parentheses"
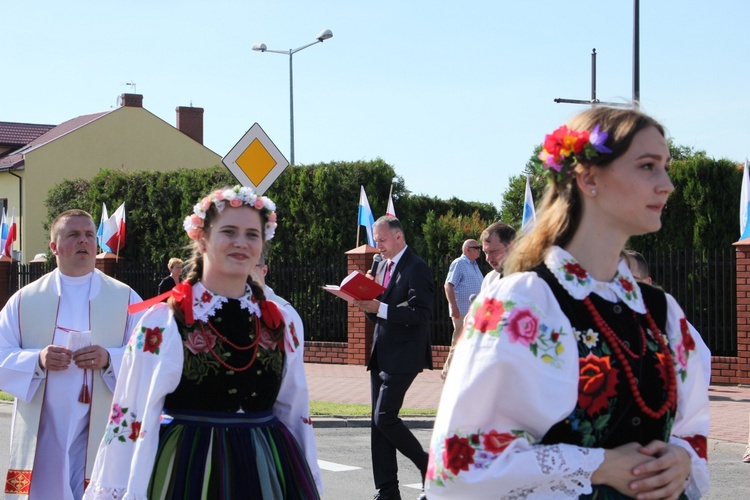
top-left (191, 281), bottom-right (261, 322)
top-left (504, 445), bottom-right (605, 499)
top-left (544, 246), bottom-right (646, 313)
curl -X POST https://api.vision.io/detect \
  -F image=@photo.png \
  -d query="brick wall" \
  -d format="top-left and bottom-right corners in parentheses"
top-left (732, 241), bottom-right (750, 385)
top-left (304, 341), bottom-right (451, 369)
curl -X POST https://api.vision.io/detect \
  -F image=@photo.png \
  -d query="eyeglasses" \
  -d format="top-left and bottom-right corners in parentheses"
top-left (469, 246), bottom-right (482, 250)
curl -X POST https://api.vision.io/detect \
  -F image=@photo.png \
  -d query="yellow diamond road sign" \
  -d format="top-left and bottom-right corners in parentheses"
top-left (223, 123), bottom-right (289, 195)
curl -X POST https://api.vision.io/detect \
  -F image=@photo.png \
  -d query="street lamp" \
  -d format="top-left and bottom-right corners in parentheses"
top-left (252, 29), bottom-right (333, 165)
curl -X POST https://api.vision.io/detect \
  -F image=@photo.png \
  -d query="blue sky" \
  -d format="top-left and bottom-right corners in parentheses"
top-left (2, 1), bottom-right (748, 209)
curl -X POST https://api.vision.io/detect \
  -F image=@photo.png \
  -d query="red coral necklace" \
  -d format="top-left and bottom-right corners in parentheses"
top-left (198, 317), bottom-right (260, 372)
top-left (582, 297), bottom-right (677, 420)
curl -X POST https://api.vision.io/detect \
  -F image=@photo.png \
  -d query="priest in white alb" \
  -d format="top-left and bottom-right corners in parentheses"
top-left (0, 209), bottom-right (142, 499)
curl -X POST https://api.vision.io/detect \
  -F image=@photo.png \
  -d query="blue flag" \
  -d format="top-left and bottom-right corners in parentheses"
top-left (741, 160), bottom-right (750, 240)
top-left (97, 202), bottom-right (112, 253)
top-left (358, 186), bottom-right (375, 246)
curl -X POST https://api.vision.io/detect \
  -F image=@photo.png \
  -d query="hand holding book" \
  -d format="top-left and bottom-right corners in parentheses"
top-left (323, 271), bottom-right (386, 303)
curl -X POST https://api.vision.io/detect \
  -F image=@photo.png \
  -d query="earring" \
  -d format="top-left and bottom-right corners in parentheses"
top-left (590, 189), bottom-right (597, 196)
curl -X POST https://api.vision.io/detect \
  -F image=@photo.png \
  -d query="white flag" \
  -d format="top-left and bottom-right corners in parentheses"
top-left (522, 175), bottom-right (536, 232)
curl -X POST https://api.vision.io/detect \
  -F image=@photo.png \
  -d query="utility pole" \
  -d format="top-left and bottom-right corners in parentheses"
top-left (555, 0), bottom-right (640, 110)
top-left (554, 49), bottom-right (630, 108)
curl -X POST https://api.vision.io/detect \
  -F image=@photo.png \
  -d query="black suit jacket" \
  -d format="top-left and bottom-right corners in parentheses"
top-left (366, 247), bottom-right (434, 374)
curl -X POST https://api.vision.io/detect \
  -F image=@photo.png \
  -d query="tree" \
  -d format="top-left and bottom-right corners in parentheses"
top-left (630, 151), bottom-right (741, 251)
top-left (422, 211), bottom-right (489, 264)
top-left (44, 159), bottom-right (499, 266)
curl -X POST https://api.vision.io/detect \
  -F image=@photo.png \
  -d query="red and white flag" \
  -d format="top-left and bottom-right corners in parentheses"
top-left (386, 194), bottom-right (396, 218)
top-left (103, 202), bottom-right (126, 253)
top-left (3, 208), bottom-right (16, 258)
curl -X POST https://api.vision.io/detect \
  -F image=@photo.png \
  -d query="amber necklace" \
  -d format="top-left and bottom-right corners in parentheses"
top-left (198, 317), bottom-right (260, 372)
top-left (583, 297), bottom-right (677, 420)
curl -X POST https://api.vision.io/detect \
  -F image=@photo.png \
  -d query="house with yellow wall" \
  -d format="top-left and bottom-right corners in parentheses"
top-left (0, 93), bottom-right (222, 262)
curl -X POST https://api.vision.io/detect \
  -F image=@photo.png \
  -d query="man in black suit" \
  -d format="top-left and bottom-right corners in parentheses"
top-left (355, 216), bottom-right (434, 500)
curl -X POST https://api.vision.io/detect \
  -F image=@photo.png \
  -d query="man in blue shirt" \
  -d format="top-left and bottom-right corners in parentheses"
top-left (441, 239), bottom-right (484, 380)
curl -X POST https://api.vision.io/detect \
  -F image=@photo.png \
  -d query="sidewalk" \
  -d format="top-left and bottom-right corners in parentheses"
top-left (306, 362), bottom-right (750, 444)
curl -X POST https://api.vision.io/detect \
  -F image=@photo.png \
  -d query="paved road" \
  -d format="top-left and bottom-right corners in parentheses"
top-left (1, 403), bottom-right (748, 498)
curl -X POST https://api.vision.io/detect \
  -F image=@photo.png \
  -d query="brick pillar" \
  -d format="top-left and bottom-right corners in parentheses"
top-left (734, 240), bottom-right (750, 385)
top-left (96, 252), bottom-right (123, 277)
top-left (0, 256), bottom-right (13, 309)
top-left (345, 244), bottom-right (379, 365)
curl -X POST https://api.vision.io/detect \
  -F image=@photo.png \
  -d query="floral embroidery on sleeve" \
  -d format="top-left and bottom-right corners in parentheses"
top-left (674, 318), bottom-right (696, 381)
top-left (128, 326), bottom-right (164, 354)
top-left (428, 429), bottom-right (535, 487)
top-left (104, 404), bottom-right (145, 444)
top-left (680, 434), bottom-right (708, 460)
top-left (465, 298), bottom-right (566, 367)
top-left (289, 321), bottom-right (300, 349)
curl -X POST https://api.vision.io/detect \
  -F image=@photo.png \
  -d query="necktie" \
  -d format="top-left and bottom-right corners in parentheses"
top-left (383, 261), bottom-right (394, 288)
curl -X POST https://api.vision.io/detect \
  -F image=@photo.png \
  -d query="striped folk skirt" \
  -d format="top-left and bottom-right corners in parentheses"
top-left (149, 409), bottom-right (320, 499)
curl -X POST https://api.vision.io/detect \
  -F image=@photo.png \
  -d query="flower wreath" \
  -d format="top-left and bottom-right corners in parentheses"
top-left (535, 124), bottom-right (612, 182)
top-left (183, 185), bottom-right (278, 240)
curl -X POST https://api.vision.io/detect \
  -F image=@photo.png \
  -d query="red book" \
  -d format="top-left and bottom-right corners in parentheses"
top-left (323, 271), bottom-right (386, 303)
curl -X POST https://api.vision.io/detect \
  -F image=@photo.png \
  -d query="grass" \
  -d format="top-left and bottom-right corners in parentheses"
top-left (0, 391), bottom-right (435, 417)
top-left (309, 401), bottom-right (435, 417)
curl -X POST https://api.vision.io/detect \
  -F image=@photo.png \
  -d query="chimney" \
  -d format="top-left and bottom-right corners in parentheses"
top-left (120, 93), bottom-right (143, 107)
top-left (176, 106), bottom-right (204, 145)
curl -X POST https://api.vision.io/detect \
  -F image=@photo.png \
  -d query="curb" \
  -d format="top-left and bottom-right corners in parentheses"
top-left (313, 416), bottom-right (435, 429)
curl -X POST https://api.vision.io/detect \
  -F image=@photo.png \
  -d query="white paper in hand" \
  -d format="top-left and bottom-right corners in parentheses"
top-left (66, 330), bottom-right (91, 352)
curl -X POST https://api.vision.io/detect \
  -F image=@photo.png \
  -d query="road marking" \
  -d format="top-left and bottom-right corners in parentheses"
top-left (318, 460), bottom-right (362, 472)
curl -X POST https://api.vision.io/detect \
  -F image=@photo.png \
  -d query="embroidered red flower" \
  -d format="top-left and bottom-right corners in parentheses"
top-left (473, 298), bottom-right (505, 333)
top-left (200, 290), bottom-right (213, 303)
top-left (505, 307), bottom-right (540, 347)
top-left (619, 277), bottom-right (634, 292)
top-left (564, 262), bottom-right (588, 280)
top-left (655, 351), bottom-right (670, 388)
top-left (289, 322), bottom-right (300, 349)
top-left (482, 430), bottom-right (516, 455)
top-left (258, 326), bottom-right (278, 350)
top-left (578, 353), bottom-right (619, 417)
top-left (184, 329), bottom-right (216, 355)
top-left (680, 318), bottom-right (696, 351)
top-left (143, 327), bottom-right (163, 354)
top-left (682, 434), bottom-right (708, 460)
top-left (128, 420), bottom-right (142, 441)
top-left (443, 434), bottom-right (475, 475)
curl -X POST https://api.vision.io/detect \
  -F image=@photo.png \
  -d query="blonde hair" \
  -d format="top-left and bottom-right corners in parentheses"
top-left (167, 257), bottom-right (183, 270)
top-left (50, 209), bottom-right (94, 242)
top-left (504, 107), bottom-right (665, 274)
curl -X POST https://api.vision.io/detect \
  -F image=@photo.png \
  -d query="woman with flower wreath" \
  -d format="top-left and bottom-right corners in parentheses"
top-left (426, 107), bottom-right (710, 499)
top-left (83, 185), bottom-right (322, 499)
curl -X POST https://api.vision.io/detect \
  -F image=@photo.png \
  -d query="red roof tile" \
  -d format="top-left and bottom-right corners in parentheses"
top-left (0, 122), bottom-right (56, 147)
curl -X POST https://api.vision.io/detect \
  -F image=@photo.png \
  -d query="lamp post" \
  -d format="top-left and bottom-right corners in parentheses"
top-left (252, 29), bottom-right (333, 165)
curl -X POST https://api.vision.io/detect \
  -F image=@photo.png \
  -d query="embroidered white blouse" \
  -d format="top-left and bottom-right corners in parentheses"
top-left (425, 246), bottom-right (710, 499)
top-left (83, 282), bottom-right (322, 499)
